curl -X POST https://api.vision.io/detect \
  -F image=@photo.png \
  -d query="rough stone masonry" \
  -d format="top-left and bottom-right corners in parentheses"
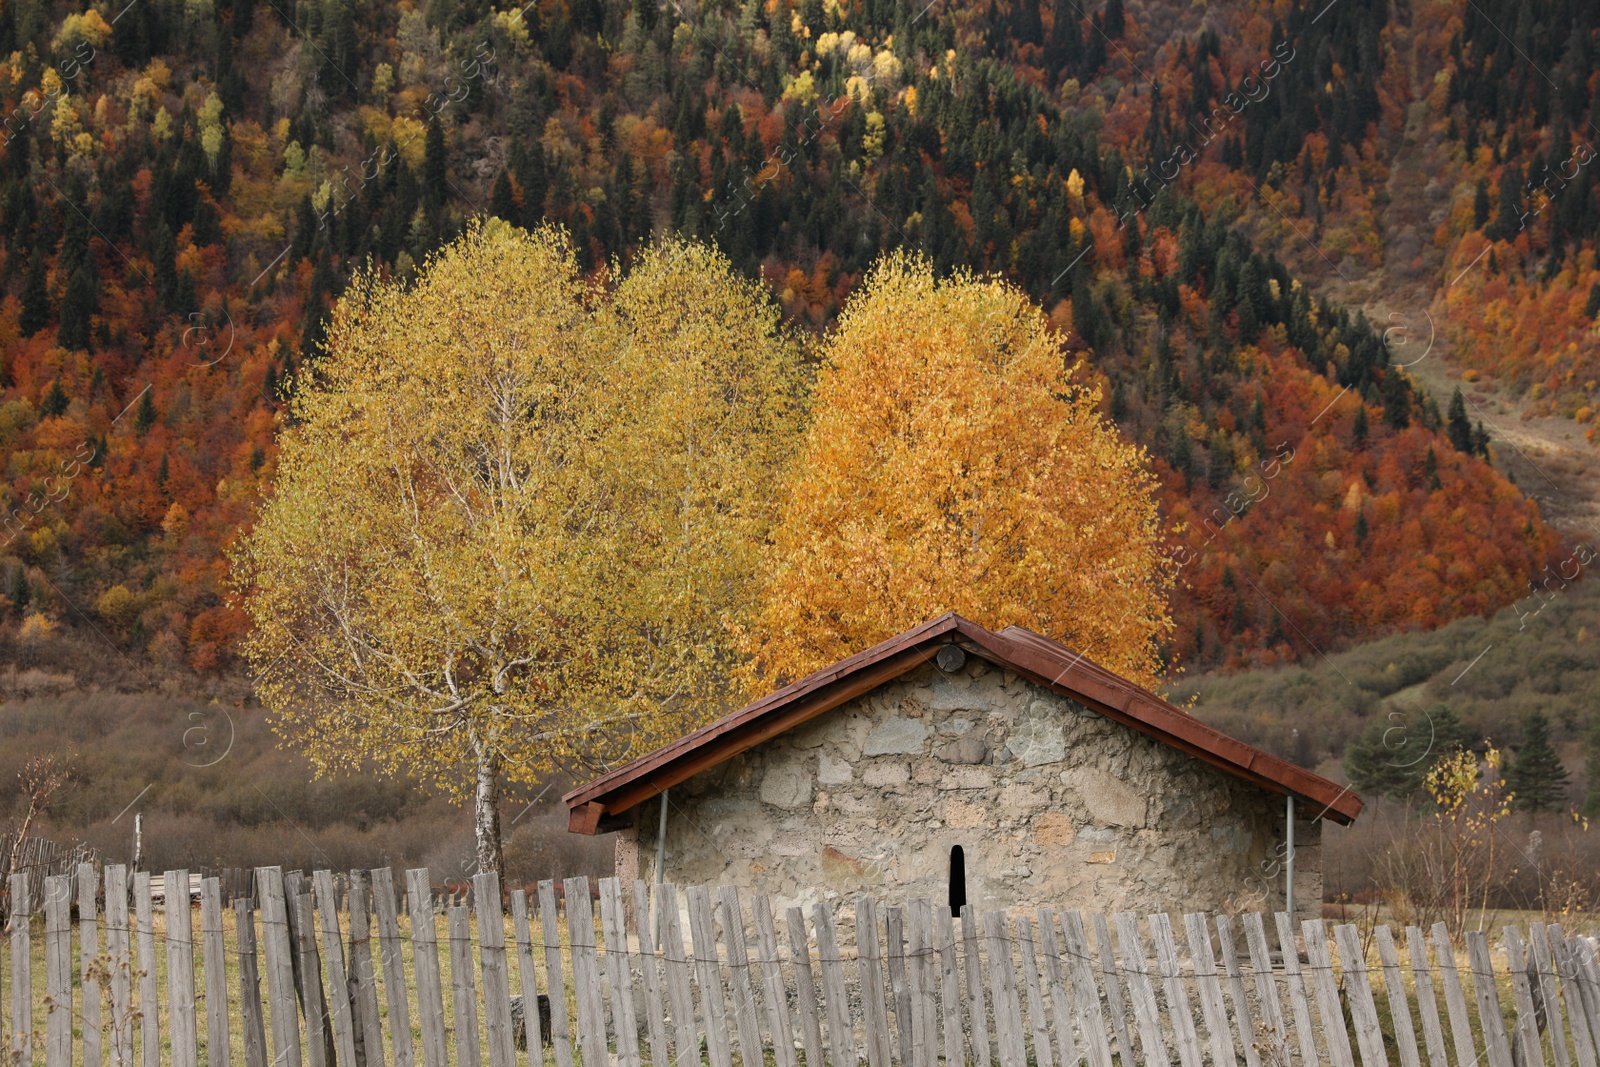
top-left (617, 655), bottom-right (1322, 922)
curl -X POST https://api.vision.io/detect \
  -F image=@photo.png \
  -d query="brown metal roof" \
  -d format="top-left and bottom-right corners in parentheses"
top-left (563, 613), bottom-right (1363, 833)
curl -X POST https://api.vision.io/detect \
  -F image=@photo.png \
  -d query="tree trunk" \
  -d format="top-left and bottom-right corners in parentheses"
top-left (473, 740), bottom-right (505, 890)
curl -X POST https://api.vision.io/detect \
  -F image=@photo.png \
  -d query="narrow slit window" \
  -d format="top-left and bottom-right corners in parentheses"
top-left (948, 845), bottom-right (967, 917)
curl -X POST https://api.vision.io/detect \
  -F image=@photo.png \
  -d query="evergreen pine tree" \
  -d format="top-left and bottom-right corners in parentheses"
top-left (491, 170), bottom-right (517, 222)
top-left (1345, 705), bottom-right (1471, 800)
top-left (1446, 388), bottom-right (1474, 453)
top-left (19, 248), bottom-right (50, 335)
top-left (57, 262), bottom-right (99, 350)
top-left (1505, 709), bottom-right (1571, 812)
top-left (1382, 368), bottom-right (1410, 428)
top-left (134, 388), bottom-right (157, 433)
top-left (1350, 403), bottom-right (1368, 447)
top-left (423, 115), bottom-right (448, 209)
top-left (39, 378), bottom-right (68, 418)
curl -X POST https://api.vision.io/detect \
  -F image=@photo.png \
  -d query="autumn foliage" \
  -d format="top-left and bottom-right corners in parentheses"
top-left (746, 253), bottom-right (1175, 689)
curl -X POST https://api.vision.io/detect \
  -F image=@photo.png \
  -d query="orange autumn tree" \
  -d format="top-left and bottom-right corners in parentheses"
top-left (746, 252), bottom-right (1176, 690)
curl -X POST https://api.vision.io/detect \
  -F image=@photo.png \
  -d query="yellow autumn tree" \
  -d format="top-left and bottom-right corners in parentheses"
top-left (745, 251), bottom-right (1174, 690)
top-left (233, 222), bottom-right (801, 880)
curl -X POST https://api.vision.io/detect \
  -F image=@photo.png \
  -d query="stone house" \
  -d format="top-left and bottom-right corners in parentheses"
top-left (565, 614), bottom-right (1360, 921)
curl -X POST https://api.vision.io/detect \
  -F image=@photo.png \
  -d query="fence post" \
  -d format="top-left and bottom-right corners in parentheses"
top-left (104, 865), bottom-right (133, 1067)
top-left (1464, 931), bottom-right (1515, 1067)
top-left (536, 880), bottom-right (575, 1067)
top-left (784, 906), bottom-right (825, 1067)
top-left (404, 869), bottom-right (449, 1067)
top-left (659, 885), bottom-right (700, 1067)
top-left (311, 871), bottom-right (359, 1067)
top-left (447, 906), bottom-right (482, 1067)
top-left (685, 885), bottom-right (732, 1067)
top-left (5, 870), bottom-right (32, 1067)
top-left (370, 868), bottom-right (415, 1067)
top-left (200, 878), bottom-right (231, 1067)
top-left (43, 874), bottom-right (71, 1067)
top-left (235, 897), bottom-right (269, 1067)
top-left (631, 880), bottom-right (671, 1067)
top-left (473, 872), bottom-right (517, 1067)
top-left (346, 870), bottom-right (387, 1067)
top-left (78, 864), bottom-right (103, 1067)
top-left (133, 872), bottom-right (160, 1067)
top-left (598, 879), bottom-right (643, 1067)
top-left (255, 867), bottom-right (303, 1067)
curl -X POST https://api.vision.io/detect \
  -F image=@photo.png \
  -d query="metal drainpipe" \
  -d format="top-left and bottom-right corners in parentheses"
top-left (1285, 794), bottom-right (1296, 921)
top-left (654, 788), bottom-right (669, 943)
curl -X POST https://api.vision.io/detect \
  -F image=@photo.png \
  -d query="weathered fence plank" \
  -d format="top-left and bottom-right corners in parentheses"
top-left (447, 906), bottom-right (483, 1067)
top-left (536, 880), bottom-right (575, 1067)
top-left (785, 906), bottom-right (825, 1067)
top-left (750, 895), bottom-right (797, 1067)
top-left (1545, 926), bottom-right (1597, 1067)
top-left (474, 873), bottom-right (517, 1067)
top-left (563, 878), bottom-right (607, 1067)
top-left (812, 900), bottom-right (858, 1067)
top-left (1273, 911), bottom-right (1319, 1067)
top-left (1373, 925), bottom-right (1421, 1067)
top-left (855, 895), bottom-right (891, 1067)
top-left (1111, 912), bottom-right (1169, 1067)
top-left (136, 872), bottom-right (162, 1067)
top-left (934, 903), bottom-right (966, 1067)
top-left (292, 887), bottom-right (332, 1067)
top-left (1014, 916), bottom-right (1053, 1067)
top-left (311, 871), bottom-right (360, 1067)
top-left (371, 868), bottom-right (415, 1067)
top-left (1300, 919), bottom-right (1356, 1067)
top-left (1528, 923), bottom-right (1575, 1067)
top-left (1037, 909), bottom-right (1080, 1067)
top-left (1504, 926), bottom-right (1548, 1067)
top-left (1465, 931), bottom-right (1515, 1067)
top-left (660, 886), bottom-right (700, 1067)
top-left (235, 898), bottom-right (269, 1067)
top-left (1242, 913), bottom-right (1288, 1066)
top-left (164, 870), bottom-right (199, 1067)
top-left (887, 907), bottom-right (912, 1066)
top-left (1405, 926), bottom-right (1449, 1067)
top-left (1089, 913), bottom-right (1136, 1066)
top-left (715, 885), bottom-right (763, 1067)
top-left (255, 868), bottom-right (300, 1067)
top-left (907, 900), bottom-right (938, 1067)
top-left (632, 881), bottom-right (672, 1067)
top-left (1149, 912), bottom-right (1204, 1067)
top-left (104, 866), bottom-right (134, 1067)
top-left (960, 906), bottom-right (993, 1067)
top-left (10, 873), bottom-right (34, 1067)
top-left (1432, 923), bottom-right (1480, 1067)
top-left (982, 910), bottom-right (1027, 1067)
top-left (77, 865), bottom-right (103, 1067)
top-left (686, 885), bottom-right (733, 1067)
top-left (1332, 922), bottom-right (1389, 1067)
top-left (1184, 912), bottom-right (1236, 1067)
top-left (511, 890), bottom-right (546, 1058)
top-left (200, 878), bottom-right (231, 1067)
top-left (1215, 915), bottom-right (1261, 1067)
top-left (347, 871), bottom-right (386, 1067)
top-left (405, 868), bottom-right (449, 1067)
top-left (43, 875), bottom-right (71, 1067)
top-left (1058, 911), bottom-right (1114, 1067)
top-left (598, 878), bottom-right (643, 1067)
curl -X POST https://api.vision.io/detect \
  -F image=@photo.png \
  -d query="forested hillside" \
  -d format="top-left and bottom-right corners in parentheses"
top-left (0, 0), bottom-right (1563, 688)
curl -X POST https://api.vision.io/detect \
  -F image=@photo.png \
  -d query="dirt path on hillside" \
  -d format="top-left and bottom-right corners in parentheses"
top-left (1303, 25), bottom-right (1600, 542)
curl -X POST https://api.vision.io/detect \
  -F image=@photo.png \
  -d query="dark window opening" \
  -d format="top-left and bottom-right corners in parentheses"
top-left (948, 845), bottom-right (967, 917)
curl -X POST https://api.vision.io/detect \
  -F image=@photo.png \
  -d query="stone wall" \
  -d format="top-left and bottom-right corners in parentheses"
top-left (626, 656), bottom-right (1323, 926)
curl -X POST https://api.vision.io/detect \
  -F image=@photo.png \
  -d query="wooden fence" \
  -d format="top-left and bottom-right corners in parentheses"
top-left (0, 836), bottom-right (100, 913)
top-left (4, 863), bottom-right (1600, 1067)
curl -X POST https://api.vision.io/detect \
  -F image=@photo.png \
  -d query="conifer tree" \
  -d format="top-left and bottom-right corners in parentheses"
top-left (19, 248), bottom-right (50, 335)
top-left (1345, 704), bottom-right (1470, 800)
top-left (1505, 709), bottom-right (1570, 812)
top-left (1447, 388), bottom-right (1474, 453)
